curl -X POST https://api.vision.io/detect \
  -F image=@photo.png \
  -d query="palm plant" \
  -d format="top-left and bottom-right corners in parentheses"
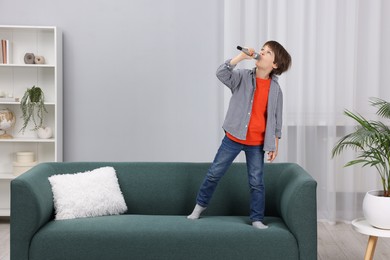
top-left (19, 86), bottom-right (48, 133)
top-left (332, 97), bottom-right (390, 197)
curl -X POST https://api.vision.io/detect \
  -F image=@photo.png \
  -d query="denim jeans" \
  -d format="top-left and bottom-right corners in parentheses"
top-left (196, 135), bottom-right (265, 221)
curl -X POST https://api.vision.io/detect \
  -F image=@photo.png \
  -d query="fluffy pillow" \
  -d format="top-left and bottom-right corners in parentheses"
top-left (48, 166), bottom-right (128, 220)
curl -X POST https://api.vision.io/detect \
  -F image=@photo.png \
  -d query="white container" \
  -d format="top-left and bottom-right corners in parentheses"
top-left (363, 190), bottom-right (390, 229)
top-left (13, 161), bottom-right (37, 176)
top-left (15, 152), bottom-right (35, 163)
top-left (37, 126), bottom-right (53, 139)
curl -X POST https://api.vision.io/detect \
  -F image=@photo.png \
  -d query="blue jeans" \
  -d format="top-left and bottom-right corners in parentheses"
top-left (196, 135), bottom-right (266, 221)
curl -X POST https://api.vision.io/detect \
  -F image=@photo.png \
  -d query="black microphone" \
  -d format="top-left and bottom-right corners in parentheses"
top-left (237, 46), bottom-right (260, 60)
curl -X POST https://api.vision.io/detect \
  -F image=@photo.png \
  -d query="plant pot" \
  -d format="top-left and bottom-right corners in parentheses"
top-left (363, 190), bottom-right (390, 229)
top-left (37, 126), bottom-right (52, 139)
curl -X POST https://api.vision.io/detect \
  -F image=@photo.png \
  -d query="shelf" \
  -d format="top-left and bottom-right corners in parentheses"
top-left (0, 209), bottom-right (11, 217)
top-left (0, 101), bottom-right (55, 105)
top-left (0, 173), bottom-right (16, 180)
top-left (0, 25), bottom-right (62, 217)
top-left (0, 64), bottom-right (55, 68)
top-left (0, 137), bottom-right (55, 143)
top-left (0, 25), bottom-right (56, 30)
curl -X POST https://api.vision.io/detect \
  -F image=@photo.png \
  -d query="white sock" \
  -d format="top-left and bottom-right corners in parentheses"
top-left (252, 221), bottom-right (268, 229)
top-left (187, 204), bottom-right (206, 220)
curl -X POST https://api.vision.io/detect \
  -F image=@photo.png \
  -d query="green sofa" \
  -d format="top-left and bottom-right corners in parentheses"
top-left (11, 162), bottom-right (317, 260)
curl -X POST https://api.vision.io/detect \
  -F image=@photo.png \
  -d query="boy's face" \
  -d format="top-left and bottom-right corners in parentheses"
top-left (255, 45), bottom-right (278, 72)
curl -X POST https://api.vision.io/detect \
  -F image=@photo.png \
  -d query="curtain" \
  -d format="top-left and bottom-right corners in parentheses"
top-left (222, 0), bottom-right (390, 222)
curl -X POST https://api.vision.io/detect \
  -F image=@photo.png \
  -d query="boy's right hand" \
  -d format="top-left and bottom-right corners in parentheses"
top-left (230, 47), bottom-right (256, 65)
top-left (242, 47), bottom-right (257, 59)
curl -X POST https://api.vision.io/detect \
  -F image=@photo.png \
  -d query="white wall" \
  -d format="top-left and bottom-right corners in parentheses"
top-left (0, 0), bottom-right (225, 162)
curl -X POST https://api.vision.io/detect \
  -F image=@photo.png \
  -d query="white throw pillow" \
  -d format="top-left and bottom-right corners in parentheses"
top-left (48, 166), bottom-right (128, 220)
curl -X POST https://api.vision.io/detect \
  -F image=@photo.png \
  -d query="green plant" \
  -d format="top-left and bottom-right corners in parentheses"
top-left (332, 97), bottom-right (390, 197)
top-left (20, 86), bottom-right (48, 133)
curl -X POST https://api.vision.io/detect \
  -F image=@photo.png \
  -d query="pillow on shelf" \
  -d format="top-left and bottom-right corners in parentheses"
top-left (48, 166), bottom-right (128, 220)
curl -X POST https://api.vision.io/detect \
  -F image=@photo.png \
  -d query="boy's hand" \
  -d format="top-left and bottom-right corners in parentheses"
top-left (267, 151), bottom-right (277, 162)
top-left (230, 47), bottom-right (256, 65)
top-left (243, 47), bottom-right (256, 59)
top-left (267, 138), bottom-right (279, 162)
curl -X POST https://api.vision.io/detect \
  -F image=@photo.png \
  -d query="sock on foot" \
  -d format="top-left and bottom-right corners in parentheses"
top-left (187, 204), bottom-right (206, 220)
top-left (252, 221), bottom-right (268, 229)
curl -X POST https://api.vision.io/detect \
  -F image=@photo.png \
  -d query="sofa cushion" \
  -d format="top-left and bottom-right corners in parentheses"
top-left (29, 215), bottom-right (299, 260)
top-left (48, 166), bottom-right (127, 220)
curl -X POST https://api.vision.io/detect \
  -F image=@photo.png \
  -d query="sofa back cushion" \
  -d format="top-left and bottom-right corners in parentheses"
top-left (117, 162), bottom-right (251, 216)
top-left (46, 162), bottom-right (301, 217)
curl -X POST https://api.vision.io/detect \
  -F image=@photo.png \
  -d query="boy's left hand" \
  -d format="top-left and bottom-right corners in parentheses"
top-left (267, 137), bottom-right (279, 162)
top-left (267, 151), bottom-right (277, 162)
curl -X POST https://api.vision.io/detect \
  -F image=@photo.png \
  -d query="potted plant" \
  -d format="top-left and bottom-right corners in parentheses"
top-left (19, 85), bottom-right (50, 137)
top-left (332, 97), bottom-right (390, 228)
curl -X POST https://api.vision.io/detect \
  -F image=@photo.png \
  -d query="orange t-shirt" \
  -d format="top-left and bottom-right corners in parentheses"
top-left (227, 77), bottom-right (271, 145)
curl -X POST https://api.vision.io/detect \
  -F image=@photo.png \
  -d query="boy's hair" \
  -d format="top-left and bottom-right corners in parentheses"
top-left (264, 40), bottom-right (292, 76)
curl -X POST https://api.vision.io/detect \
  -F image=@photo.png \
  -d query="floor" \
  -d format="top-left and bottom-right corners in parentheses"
top-left (318, 221), bottom-right (390, 259)
top-left (1, 218), bottom-right (390, 260)
top-left (0, 218), bottom-right (10, 260)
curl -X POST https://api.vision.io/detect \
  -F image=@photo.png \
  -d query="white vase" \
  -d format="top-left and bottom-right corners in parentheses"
top-left (37, 126), bottom-right (53, 139)
top-left (363, 190), bottom-right (390, 229)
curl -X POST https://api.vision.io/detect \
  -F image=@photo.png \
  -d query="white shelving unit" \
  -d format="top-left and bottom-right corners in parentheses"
top-left (0, 25), bottom-right (62, 216)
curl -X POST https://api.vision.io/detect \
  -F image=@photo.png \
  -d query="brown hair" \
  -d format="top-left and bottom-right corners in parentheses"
top-left (264, 40), bottom-right (292, 76)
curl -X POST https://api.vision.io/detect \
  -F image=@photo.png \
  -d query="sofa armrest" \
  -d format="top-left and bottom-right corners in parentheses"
top-left (276, 163), bottom-right (317, 260)
top-left (11, 163), bottom-right (57, 260)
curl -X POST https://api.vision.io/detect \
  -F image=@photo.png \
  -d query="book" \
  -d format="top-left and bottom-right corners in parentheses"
top-left (1, 40), bottom-right (5, 64)
top-left (0, 40), bottom-right (2, 64)
top-left (6, 40), bottom-right (11, 64)
top-left (1, 39), bottom-right (12, 64)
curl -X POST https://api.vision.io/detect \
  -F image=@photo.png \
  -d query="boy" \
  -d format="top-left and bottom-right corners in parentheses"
top-left (187, 41), bottom-right (291, 229)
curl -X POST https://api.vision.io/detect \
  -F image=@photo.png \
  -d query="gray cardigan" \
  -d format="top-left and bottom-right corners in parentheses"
top-left (216, 59), bottom-right (283, 152)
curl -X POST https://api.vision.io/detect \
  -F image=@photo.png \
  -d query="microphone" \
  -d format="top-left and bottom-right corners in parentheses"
top-left (237, 46), bottom-right (260, 60)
